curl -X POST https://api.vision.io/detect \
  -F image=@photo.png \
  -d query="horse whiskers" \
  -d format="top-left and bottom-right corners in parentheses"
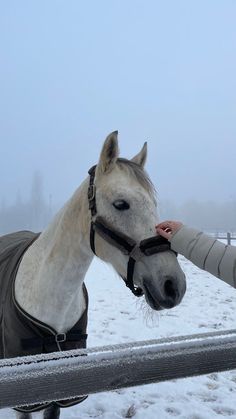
top-left (135, 297), bottom-right (160, 328)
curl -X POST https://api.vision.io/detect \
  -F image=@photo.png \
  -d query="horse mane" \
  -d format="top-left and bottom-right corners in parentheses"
top-left (116, 158), bottom-right (156, 200)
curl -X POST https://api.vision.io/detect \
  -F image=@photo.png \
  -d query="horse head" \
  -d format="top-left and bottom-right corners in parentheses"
top-left (89, 131), bottom-right (186, 311)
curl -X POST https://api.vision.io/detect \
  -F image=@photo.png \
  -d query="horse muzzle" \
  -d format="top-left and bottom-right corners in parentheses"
top-left (142, 275), bottom-right (186, 311)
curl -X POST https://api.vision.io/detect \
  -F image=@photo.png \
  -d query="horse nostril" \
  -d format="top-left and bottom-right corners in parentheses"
top-left (164, 279), bottom-right (178, 301)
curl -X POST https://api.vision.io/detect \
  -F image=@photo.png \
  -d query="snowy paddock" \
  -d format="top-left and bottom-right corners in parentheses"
top-left (1, 253), bottom-right (236, 418)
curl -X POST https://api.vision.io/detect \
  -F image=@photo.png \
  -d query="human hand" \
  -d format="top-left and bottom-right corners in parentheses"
top-left (155, 220), bottom-right (183, 240)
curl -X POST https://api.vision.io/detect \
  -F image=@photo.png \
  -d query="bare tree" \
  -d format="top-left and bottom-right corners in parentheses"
top-left (29, 171), bottom-right (45, 231)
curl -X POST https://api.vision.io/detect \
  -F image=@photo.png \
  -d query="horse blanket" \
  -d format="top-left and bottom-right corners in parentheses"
top-left (0, 230), bottom-right (88, 412)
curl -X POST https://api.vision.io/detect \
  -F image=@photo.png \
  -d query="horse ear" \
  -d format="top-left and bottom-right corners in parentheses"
top-left (97, 131), bottom-right (119, 174)
top-left (131, 142), bottom-right (147, 168)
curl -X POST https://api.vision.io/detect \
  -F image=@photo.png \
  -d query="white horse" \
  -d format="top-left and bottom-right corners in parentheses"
top-left (14, 132), bottom-right (186, 419)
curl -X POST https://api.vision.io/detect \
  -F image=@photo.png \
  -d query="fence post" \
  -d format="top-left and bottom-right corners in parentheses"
top-left (227, 232), bottom-right (231, 245)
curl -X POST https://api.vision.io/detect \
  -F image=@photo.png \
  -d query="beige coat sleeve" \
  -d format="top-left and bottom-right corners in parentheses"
top-left (170, 226), bottom-right (236, 289)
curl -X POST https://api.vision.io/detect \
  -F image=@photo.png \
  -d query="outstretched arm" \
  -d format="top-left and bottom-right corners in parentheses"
top-left (156, 221), bottom-right (236, 289)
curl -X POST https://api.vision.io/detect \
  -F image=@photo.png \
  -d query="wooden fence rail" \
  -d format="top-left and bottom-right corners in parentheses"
top-left (0, 329), bottom-right (236, 409)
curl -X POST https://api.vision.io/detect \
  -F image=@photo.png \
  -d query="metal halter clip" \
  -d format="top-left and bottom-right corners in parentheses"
top-left (88, 185), bottom-right (96, 202)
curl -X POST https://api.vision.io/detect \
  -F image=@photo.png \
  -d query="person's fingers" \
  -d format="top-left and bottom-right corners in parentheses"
top-left (156, 220), bottom-right (183, 240)
top-left (156, 227), bottom-right (171, 240)
top-left (155, 222), bottom-right (173, 235)
top-left (155, 221), bottom-right (172, 229)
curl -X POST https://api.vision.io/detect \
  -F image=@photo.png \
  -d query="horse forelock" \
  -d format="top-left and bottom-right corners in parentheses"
top-left (116, 158), bottom-right (157, 201)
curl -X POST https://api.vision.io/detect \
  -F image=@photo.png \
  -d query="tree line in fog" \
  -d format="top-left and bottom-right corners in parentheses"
top-left (0, 172), bottom-right (52, 234)
top-left (160, 199), bottom-right (236, 233)
top-left (1, 174), bottom-right (236, 235)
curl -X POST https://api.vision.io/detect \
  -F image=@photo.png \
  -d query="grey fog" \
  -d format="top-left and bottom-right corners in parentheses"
top-left (0, 1), bottom-right (235, 233)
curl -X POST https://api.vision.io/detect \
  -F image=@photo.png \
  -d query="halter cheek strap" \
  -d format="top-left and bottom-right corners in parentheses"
top-left (87, 165), bottom-right (177, 297)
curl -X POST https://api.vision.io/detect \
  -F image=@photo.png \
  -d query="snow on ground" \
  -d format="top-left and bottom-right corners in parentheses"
top-left (1, 250), bottom-right (236, 418)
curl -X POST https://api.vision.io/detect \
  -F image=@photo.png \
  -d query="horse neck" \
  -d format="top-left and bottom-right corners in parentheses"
top-left (15, 178), bottom-right (93, 333)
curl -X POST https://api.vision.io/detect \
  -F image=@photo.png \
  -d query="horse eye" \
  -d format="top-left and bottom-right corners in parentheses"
top-left (113, 200), bottom-right (130, 211)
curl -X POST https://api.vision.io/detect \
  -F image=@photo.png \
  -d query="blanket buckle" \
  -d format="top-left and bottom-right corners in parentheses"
top-left (55, 333), bottom-right (66, 343)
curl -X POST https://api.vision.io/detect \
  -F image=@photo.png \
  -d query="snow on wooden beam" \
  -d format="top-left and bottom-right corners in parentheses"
top-left (0, 329), bottom-right (236, 409)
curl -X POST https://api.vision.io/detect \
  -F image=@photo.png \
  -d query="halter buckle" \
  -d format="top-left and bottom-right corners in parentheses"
top-left (88, 185), bottom-right (96, 202)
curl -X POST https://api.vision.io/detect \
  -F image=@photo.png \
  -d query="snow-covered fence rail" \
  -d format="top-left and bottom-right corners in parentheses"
top-left (216, 232), bottom-right (236, 245)
top-left (210, 232), bottom-right (236, 245)
top-left (0, 330), bottom-right (236, 409)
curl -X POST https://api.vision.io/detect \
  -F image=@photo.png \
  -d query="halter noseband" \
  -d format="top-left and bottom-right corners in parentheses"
top-left (88, 165), bottom-right (176, 297)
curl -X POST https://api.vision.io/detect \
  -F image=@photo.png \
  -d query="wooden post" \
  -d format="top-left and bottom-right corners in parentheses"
top-left (227, 232), bottom-right (231, 245)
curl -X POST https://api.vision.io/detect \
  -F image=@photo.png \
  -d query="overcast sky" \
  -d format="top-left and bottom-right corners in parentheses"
top-left (0, 1), bottom-right (235, 210)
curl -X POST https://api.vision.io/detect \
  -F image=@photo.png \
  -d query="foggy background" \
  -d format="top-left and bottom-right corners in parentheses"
top-left (0, 1), bottom-right (235, 234)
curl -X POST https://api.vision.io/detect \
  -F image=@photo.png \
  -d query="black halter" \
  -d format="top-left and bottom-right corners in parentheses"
top-left (88, 165), bottom-right (176, 297)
